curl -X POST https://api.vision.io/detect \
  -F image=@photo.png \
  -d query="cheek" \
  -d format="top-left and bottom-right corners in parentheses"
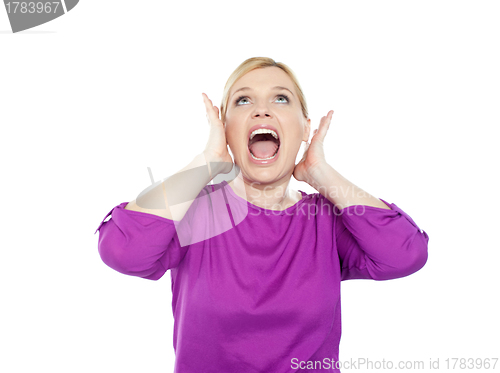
top-left (285, 119), bottom-right (306, 143)
top-left (225, 127), bottom-right (245, 150)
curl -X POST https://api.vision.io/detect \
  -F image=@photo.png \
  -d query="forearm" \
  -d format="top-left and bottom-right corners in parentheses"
top-left (125, 151), bottom-right (223, 221)
top-left (307, 162), bottom-right (391, 210)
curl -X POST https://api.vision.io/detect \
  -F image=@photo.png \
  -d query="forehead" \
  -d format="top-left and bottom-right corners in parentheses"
top-left (229, 66), bottom-right (296, 96)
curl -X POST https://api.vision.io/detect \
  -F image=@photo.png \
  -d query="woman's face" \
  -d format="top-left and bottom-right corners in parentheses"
top-left (224, 66), bottom-right (311, 185)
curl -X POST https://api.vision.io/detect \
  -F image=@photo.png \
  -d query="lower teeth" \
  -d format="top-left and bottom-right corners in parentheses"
top-left (250, 150), bottom-right (278, 160)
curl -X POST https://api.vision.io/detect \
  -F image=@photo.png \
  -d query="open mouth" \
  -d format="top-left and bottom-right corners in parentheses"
top-left (248, 129), bottom-right (281, 161)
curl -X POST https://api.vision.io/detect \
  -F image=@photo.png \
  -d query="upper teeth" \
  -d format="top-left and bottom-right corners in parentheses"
top-left (250, 128), bottom-right (279, 140)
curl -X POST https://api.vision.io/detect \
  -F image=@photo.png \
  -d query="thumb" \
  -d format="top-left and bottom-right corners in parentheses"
top-left (300, 141), bottom-right (310, 161)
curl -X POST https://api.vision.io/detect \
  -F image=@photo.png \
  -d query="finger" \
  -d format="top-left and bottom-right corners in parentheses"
top-left (213, 106), bottom-right (225, 129)
top-left (202, 93), bottom-right (215, 112)
top-left (314, 111), bottom-right (333, 144)
top-left (202, 93), bottom-right (219, 125)
top-left (202, 93), bottom-right (210, 120)
top-left (310, 128), bottom-right (320, 144)
top-left (301, 141), bottom-right (310, 162)
top-left (327, 110), bottom-right (333, 129)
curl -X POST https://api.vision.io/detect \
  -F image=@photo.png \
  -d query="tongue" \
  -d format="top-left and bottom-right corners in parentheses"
top-left (249, 141), bottom-right (278, 159)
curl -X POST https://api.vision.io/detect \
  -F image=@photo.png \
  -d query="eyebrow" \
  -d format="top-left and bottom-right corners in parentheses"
top-left (231, 86), bottom-right (295, 98)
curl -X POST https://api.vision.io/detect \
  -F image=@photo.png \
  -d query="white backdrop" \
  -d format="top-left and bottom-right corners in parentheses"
top-left (1, 1), bottom-right (499, 372)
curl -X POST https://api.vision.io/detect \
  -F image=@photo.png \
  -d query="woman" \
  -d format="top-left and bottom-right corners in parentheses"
top-left (95, 57), bottom-right (429, 373)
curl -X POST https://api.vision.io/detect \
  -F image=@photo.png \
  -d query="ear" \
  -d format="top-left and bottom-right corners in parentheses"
top-left (303, 118), bottom-right (311, 142)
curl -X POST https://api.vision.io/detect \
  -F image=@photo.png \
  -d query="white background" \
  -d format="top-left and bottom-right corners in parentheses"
top-left (1, 1), bottom-right (499, 372)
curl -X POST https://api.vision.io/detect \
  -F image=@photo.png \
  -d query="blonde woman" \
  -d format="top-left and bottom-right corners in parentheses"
top-left (96, 57), bottom-right (429, 373)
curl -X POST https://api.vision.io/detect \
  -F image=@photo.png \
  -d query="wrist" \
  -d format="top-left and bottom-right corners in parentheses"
top-left (305, 161), bottom-right (330, 188)
top-left (202, 150), bottom-right (223, 179)
top-left (203, 150), bottom-right (233, 178)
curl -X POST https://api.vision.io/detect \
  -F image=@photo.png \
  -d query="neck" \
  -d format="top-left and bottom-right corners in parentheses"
top-left (227, 172), bottom-right (298, 211)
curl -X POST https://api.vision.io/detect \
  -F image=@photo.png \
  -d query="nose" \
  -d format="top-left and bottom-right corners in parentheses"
top-left (253, 113), bottom-right (271, 118)
top-left (251, 102), bottom-right (272, 119)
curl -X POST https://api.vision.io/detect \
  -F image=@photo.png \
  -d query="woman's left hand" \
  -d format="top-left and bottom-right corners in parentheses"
top-left (293, 110), bottom-right (334, 183)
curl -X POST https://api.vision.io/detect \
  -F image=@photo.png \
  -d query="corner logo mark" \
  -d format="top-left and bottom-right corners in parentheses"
top-left (3, 0), bottom-right (79, 33)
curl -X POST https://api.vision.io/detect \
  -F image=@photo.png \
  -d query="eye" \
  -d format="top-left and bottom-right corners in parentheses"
top-left (235, 94), bottom-right (290, 106)
top-left (275, 94), bottom-right (289, 103)
top-left (235, 96), bottom-right (250, 105)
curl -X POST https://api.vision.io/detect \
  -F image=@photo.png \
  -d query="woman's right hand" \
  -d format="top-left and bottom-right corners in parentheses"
top-left (202, 93), bottom-right (234, 175)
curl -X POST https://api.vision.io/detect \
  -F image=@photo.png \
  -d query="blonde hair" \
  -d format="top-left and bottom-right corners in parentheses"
top-left (220, 57), bottom-right (309, 123)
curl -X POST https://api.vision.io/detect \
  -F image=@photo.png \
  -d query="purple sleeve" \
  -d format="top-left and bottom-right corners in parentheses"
top-left (335, 198), bottom-right (429, 281)
top-left (94, 202), bottom-right (188, 281)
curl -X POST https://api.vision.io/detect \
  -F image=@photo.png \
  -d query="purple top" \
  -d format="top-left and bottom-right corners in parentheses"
top-left (95, 180), bottom-right (428, 373)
